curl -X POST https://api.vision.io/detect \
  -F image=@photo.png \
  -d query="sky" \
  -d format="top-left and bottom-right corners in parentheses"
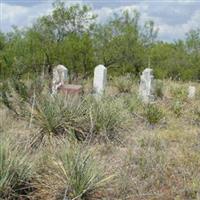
top-left (0, 0), bottom-right (200, 41)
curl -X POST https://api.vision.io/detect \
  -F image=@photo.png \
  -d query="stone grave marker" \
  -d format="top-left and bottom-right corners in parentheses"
top-left (52, 65), bottom-right (68, 94)
top-left (139, 68), bottom-right (155, 103)
top-left (93, 65), bottom-right (107, 96)
top-left (188, 86), bottom-right (196, 99)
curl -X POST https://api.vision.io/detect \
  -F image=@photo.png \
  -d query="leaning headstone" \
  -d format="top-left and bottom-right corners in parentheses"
top-left (93, 65), bottom-right (107, 96)
top-left (139, 68), bottom-right (155, 103)
top-left (52, 65), bottom-right (68, 94)
top-left (188, 86), bottom-right (196, 99)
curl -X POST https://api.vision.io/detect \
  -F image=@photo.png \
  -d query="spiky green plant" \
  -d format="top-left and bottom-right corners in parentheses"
top-left (85, 96), bottom-right (130, 141)
top-left (37, 142), bottom-right (112, 199)
top-left (58, 143), bottom-right (109, 199)
top-left (30, 94), bottom-right (130, 143)
top-left (0, 134), bottom-right (33, 199)
top-left (143, 103), bottom-right (164, 125)
top-left (31, 94), bottom-right (87, 144)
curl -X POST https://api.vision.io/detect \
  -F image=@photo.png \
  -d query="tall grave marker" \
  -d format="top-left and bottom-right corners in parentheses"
top-left (93, 65), bottom-right (107, 96)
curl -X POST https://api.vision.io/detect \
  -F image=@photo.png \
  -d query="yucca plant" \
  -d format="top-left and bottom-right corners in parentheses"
top-left (143, 103), bottom-right (164, 125)
top-left (85, 96), bottom-right (129, 141)
top-left (30, 94), bottom-right (130, 143)
top-left (30, 94), bottom-right (87, 144)
top-left (0, 134), bottom-right (33, 199)
top-left (32, 94), bottom-right (66, 138)
top-left (36, 142), bottom-right (111, 199)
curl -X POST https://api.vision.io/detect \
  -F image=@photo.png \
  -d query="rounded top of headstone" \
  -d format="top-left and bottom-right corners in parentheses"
top-left (54, 64), bottom-right (68, 71)
top-left (144, 68), bottom-right (152, 72)
top-left (95, 64), bottom-right (106, 69)
top-left (142, 68), bottom-right (153, 76)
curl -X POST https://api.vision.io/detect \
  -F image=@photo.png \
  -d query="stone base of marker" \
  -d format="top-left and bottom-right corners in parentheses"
top-left (58, 84), bottom-right (83, 95)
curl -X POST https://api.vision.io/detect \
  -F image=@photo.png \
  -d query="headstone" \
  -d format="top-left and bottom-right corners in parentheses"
top-left (188, 86), bottom-right (196, 99)
top-left (93, 65), bottom-right (107, 95)
top-left (139, 68), bottom-right (154, 103)
top-left (52, 65), bottom-right (68, 94)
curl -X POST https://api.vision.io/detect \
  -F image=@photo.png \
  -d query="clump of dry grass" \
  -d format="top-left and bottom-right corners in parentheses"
top-left (114, 129), bottom-right (200, 200)
top-left (112, 75), bottom-right (134, 93)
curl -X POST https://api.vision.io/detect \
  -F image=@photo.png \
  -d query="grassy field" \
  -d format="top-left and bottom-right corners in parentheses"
top-left (1, 77), bottom-right (200, 199)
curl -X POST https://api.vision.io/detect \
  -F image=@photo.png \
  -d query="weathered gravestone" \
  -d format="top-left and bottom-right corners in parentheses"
top-left (188, 86), bottom-right (196, 99)
top-left (52, 65), bottom-right (68, 94)
top-left (139, 68), bottom-right (155, 103)
top-left (93, 65), bottom-right (107, 95)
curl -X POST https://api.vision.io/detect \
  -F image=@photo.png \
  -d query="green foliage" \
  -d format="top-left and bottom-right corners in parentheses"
top-left (143, 103), bottom-right (164, 125)
top-left (0, 1), bottom-right (160, 81)
top-left (0, 0), bottom-right (200, 81)
top-left (151, 38), bottom-right (200, 81)
top-left (0, 134), bottom-right (33, 199)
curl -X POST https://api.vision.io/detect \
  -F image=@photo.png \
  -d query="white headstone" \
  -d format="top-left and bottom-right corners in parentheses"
top-left (188, 86), bottom-right (196, 99)
top-left (139, 68), bottom-right (154, 103)
top-left (93, 65), bottom-right (107, 95)
top-left (52, 65), bottom-right (68, 94)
